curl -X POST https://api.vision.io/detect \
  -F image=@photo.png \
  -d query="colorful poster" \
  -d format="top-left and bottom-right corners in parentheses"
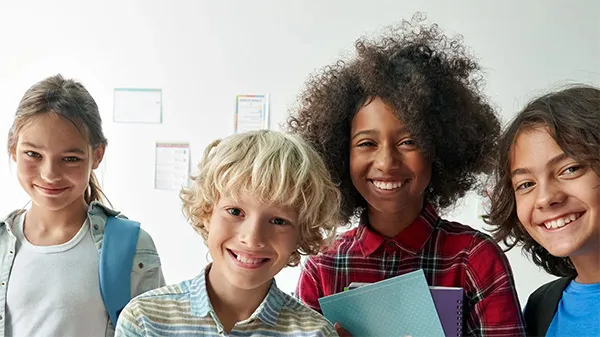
top-left (235, 94), bottom-right (269, 133)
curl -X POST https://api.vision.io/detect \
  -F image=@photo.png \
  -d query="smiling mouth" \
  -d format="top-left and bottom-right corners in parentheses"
top-left (35, 185), bottom-right (69, 194)
top-left (370, 180), bottom-right (405, 191)
top-left (228, 249), bottom-right (269, 266)
top-left (542, 212), bottom-right (583, 229)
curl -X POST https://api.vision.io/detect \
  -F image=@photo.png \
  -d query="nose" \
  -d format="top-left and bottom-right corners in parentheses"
top-left (40, 159), bottom-right (62, 183)
top-left (534, 180), bottom-right (566, 210)
top-left (238, 217), bottom-right (266, 249)
top-left (373, 142), bottom-right (401, 172)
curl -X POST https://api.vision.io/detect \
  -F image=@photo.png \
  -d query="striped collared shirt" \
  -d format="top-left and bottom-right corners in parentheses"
top-left (115, 266), bottom-right (337, 337)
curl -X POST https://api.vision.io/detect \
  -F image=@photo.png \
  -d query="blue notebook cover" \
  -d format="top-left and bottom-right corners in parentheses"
top-left (318, 269), bottom-right (445, 337)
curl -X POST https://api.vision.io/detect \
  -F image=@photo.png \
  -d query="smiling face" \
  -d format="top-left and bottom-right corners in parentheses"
top-left (349, 97), bottom-right (432, 219)
top-left (511, 127), bottom-right (600, 258)
top-left (205, 192), bottom-right (299, 293)
top-left (13, 113), bottom-right (104, 212)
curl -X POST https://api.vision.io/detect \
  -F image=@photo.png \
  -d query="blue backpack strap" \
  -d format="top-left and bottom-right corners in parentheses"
top-left (99, 216), bottom-right (141, 327)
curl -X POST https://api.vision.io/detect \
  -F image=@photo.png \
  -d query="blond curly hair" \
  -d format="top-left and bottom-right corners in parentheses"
top-left (180, 130), bottom-right (342, 266)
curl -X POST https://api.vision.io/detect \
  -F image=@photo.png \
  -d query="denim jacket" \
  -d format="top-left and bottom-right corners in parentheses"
top-left (0, 201), bottom-right (166, 337)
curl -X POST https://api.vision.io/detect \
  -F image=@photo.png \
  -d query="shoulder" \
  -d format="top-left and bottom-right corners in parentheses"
top-left (320, 226), bottom-right (361, 255)
top-left (88, 202), bottom-right (159, 251)
top-left (436, 219), bottom-right (503, 254)
top-left (0, 209), bottom-right (24, 229)
top-left (278, 291), bottom-right (336, 334)
top-left (527, 277), bottom-right (570, 307)
top-left (135, 227), bottom-right (158, 251)
top-left (131, 279), bottom-right (191, 305)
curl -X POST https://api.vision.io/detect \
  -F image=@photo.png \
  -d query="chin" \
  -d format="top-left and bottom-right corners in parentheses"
top-left (545, 244), bottom-right (579, 258)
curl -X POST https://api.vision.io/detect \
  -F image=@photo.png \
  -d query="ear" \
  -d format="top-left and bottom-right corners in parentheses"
top-left (10, 148), bottom-right (16, 162)
top-left (91, 144), bottom-right (106, 170)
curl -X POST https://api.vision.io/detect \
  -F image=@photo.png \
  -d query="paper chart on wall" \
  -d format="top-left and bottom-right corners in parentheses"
top-left (113, 88), bottom-right (162, 123)
top-left (235, 94), bottom-right (269, 133)
top-left (154, 142), bottom-right (190, 190)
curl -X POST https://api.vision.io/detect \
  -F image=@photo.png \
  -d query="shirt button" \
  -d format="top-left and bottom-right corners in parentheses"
top-left (1, 282), bottom-right (5, 286)
top-left (9, 250), bottom-right (13, 255)
top-left (93, 224), bottom-right (99, 230)
top-left (138, 263), bottom-right (144, 269)
top-left (388, 241), bottom-right (394, 247)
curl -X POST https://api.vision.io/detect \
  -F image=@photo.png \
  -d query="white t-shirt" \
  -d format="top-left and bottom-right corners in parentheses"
top-left (5, 212), bottom-right (108, 337)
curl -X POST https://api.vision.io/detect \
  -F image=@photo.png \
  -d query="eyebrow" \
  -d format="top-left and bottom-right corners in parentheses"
top-left (351, 127), bottom-right (409, 140)
top-left (20, 141), bottom-right (87, 155)
top-left (511, 152), bottom-right (570, 178)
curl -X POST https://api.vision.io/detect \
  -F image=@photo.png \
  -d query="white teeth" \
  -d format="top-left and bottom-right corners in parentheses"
top-left (543, 213), bottom-right (580, 229)
top-left (236, 254), bottom-right (264, 264)
top-left (372, 180), bottom-right (403, 190)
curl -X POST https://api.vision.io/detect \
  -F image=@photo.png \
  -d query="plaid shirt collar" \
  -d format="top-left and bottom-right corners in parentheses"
top-left (356, 203), bottom-right (439, 257)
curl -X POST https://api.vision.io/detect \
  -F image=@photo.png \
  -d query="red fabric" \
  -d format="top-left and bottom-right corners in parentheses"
top-left (296, 203), bottom-right (526, 336)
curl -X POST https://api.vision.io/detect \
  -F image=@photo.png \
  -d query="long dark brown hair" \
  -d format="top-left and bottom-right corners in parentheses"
top-left (287, 14), bottom-right (500, 224)
top-left (484, 85), bottom-right (600, 277)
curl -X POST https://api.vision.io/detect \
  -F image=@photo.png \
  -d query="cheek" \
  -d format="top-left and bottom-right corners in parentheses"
top-left (65, 164), bottom-right (92, 181)
top-left (273, 230), bottom-right (299, 253)
top-left (16, 160), bottom-right (38, 177)
top-left (514, 197), bottom-right (532, 227)
top-left (407, 153), bottom-right (432, 183)
top-left (349, 151), bottom-right (364, 173)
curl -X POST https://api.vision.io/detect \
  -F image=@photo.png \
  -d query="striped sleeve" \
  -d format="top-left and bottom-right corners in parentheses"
top-left (115, 300), bottom-right (145, 336)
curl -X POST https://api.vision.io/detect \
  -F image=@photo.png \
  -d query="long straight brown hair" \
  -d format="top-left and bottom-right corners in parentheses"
top-left (8, 74), bottom-right (109, 205)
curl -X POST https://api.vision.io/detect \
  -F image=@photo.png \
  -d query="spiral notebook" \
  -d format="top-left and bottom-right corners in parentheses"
top-left (429, 286), bottom-right (464, 337)
top-left (345, 282), bottom-right (464, 337)
top-left (319, 270), bottom-right (445, 337)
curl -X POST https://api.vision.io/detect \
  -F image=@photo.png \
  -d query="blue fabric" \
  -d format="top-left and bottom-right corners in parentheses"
top-left (99, 216), bottom-right (140, 327)
top-left (546, 279), bottom-right (600, 336)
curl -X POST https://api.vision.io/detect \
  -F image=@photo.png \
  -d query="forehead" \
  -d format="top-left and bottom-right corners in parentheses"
top-left (17, 114), bottom-right (89, 150)
top-left (351, 97), bottom-right (405, 131)
top-left (510, 127), bottom-right (562, 169)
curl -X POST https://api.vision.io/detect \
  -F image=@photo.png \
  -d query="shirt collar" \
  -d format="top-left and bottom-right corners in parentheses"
top-left (358, 203), bottom-right (439, 257)
top-left (189, 265), bottom-right (213, 317)
top-left (189, 264), bottom-right (284, 327)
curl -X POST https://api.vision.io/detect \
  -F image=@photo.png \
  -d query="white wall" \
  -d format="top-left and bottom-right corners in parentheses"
top-left (1, 0), bottom-right (598, 305)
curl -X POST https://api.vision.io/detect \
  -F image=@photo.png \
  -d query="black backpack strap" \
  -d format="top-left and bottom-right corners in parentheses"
top-left (524, 277), bottom-right (572, 336)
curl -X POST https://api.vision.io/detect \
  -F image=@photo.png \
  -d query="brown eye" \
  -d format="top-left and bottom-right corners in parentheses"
top-left (271, 218), bottom-right (289, 226)
top-left (227, 208), bottom-right (243, 216)
top-left (25, 151), bottom-right (41, 158)
top-left (516, 181), bottom-right (535, 191)
top-left (357, 141), bottom-right (376, 147)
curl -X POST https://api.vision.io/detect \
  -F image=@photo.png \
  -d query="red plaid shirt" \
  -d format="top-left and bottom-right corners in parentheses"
top-left (296, 203), bottom-right (526, 337)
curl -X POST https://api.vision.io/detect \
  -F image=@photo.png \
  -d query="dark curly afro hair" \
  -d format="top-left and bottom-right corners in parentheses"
top-left (286, 13), bottom-right (501, 224)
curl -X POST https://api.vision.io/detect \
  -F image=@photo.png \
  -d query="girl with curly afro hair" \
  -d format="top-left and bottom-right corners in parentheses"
top-left (287, 14), bottom-right (525, 337)
top-left (484, 85), bottom-right (600, 336)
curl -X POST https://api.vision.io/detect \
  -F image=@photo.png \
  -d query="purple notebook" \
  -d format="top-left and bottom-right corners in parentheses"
top-left (429, 286), bottom-right (464, 337)
top-left (348, 283), bottom-right (464, 337)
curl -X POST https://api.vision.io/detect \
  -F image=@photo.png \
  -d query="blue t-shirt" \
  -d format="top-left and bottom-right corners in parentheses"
top-left (546, 279), bottom-right (600, 337)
